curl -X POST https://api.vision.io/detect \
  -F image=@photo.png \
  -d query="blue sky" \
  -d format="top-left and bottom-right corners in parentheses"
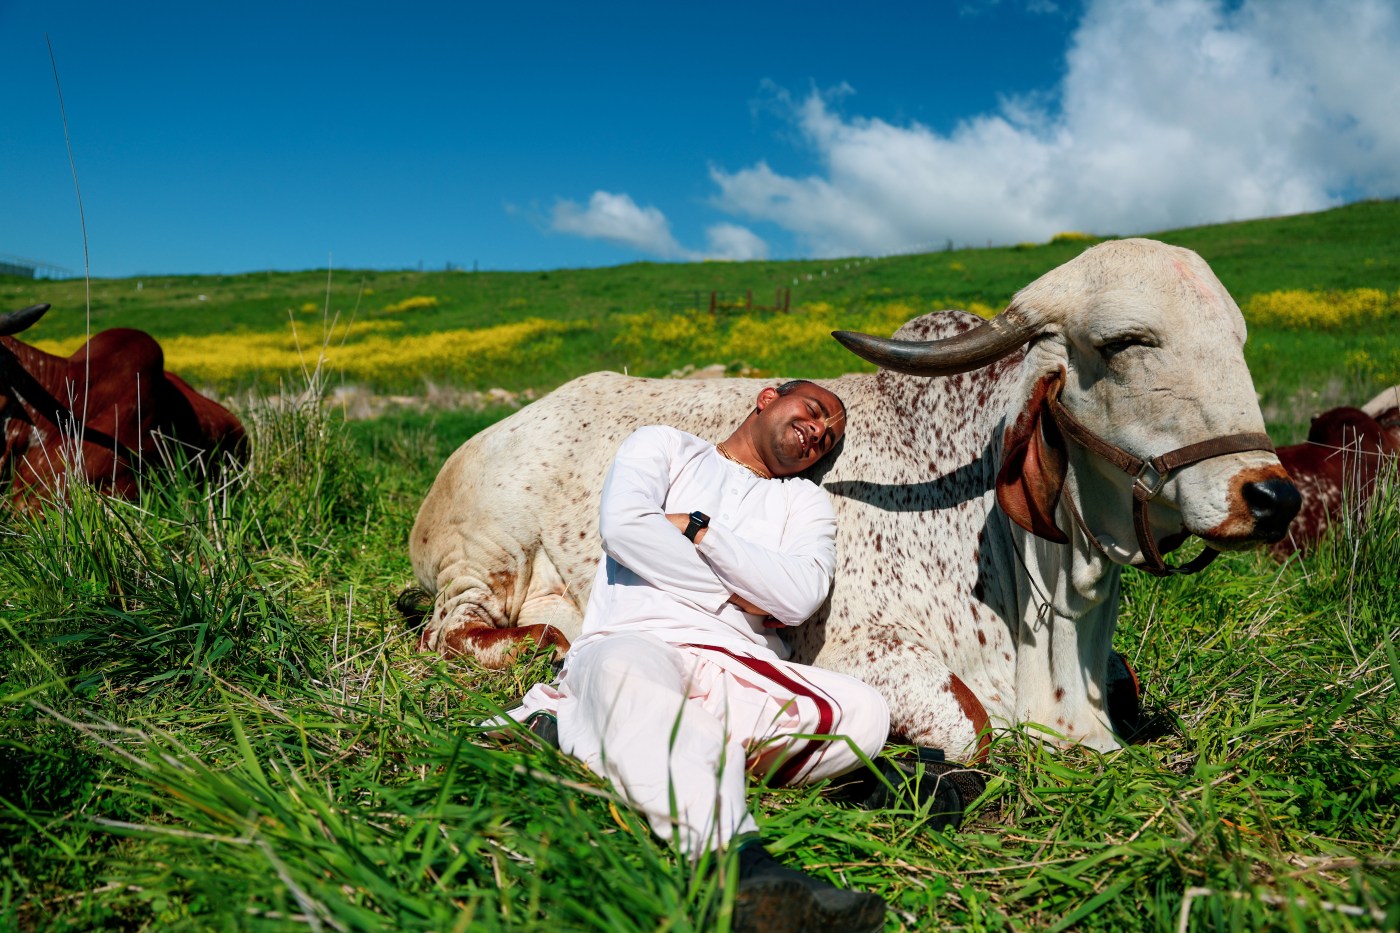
top-left (3, 0), bottom-right (1398, 279)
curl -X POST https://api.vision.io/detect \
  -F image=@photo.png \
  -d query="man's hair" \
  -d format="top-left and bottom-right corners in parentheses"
top-left (774, 379), bottom-right (847, 421)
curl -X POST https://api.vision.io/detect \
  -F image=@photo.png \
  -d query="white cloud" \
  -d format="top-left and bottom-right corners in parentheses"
top-left (550, 189), bottom-right (770, 262)
top-left (710, 0), bottom-right (1400, 256)
top-left (550, 191), bottom-right (687, 258)
top-left (704, 223), bottom-right (770, 261)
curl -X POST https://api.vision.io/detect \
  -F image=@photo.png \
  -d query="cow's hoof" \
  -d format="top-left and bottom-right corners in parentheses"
top-left (1106, 651), bottom-right (1143, 740)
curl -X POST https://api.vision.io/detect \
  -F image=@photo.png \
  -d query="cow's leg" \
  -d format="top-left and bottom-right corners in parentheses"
top-left (849, 640), bottom-right (991, 764)
top-left (8, 419), bottom-right (65, 503)
top-left (514, 546), bottom-right (584, 648)
top-left (420, 541), bottom-right (582, 669)
top-left (433, 621), bottom-right (571, 669)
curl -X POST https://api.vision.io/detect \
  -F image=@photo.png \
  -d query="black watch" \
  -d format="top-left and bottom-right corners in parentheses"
top-left (683, 510), bottom-right (710, 542)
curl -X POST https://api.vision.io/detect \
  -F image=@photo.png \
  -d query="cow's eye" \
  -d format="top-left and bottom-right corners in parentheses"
top-left (1098, 338), bottom-right (1146, 359)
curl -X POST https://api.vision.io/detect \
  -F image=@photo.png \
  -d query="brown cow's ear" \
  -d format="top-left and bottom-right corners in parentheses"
top-left (996, 373), bottom-right (1069, 543)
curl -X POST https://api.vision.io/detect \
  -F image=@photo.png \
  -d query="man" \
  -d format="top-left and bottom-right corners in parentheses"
top-left (506, 379), bottom-right (892, 931)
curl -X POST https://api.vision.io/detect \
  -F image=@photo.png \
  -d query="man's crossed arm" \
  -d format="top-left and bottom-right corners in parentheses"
top-left (662, 513), bottom-right (767, 617)
top-left (665, 503), bottom-right (837, 628)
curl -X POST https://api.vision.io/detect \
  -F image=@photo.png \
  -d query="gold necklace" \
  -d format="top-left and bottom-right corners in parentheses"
top-left (716, 442), bottom-right (771, 480)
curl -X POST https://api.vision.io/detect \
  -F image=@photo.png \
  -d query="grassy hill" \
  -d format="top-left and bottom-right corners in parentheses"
top-left (3, 199), bottom-right (1399, 440)
top-left (6, 200), bottom-right (1399, 340)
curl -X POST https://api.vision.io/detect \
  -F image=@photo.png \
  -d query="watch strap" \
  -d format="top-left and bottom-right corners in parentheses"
top-left (683, 511), bottom-right (709, 542)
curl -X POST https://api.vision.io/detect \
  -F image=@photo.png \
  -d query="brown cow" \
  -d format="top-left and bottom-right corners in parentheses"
top-left (1271, 397), bottom-right (1400, 559)
top-left (0, 303), bottom-right (247, 507)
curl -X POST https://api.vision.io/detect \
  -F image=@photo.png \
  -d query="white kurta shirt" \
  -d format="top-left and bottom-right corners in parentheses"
top-left (572, 425), bottom-right (838, 660)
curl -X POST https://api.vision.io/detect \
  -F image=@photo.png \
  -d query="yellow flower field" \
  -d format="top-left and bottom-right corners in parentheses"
top-left (1243, 287), bottom-right (1400, 329)
top-left (30, 318), bottom-right (577, 385)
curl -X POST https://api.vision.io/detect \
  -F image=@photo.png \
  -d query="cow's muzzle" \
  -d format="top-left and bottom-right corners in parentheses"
top-left (1241, 476), bottom-right (1303, 542)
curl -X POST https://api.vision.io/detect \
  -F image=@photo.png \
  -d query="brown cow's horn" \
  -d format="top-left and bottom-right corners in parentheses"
top-left (832, 309), bottom-right (1037, 377)
top-left (0, 303), bottom-right (50, 337)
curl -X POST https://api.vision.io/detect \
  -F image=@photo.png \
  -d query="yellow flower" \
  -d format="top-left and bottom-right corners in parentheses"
top-left (382, 295), bottom-right (440, 313)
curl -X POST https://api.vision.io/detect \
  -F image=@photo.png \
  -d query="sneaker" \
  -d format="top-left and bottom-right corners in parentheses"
top-left (832, 747), bottom-right (985, 831)
top-left (733, 841), bottom-right (885, 933)
top-left (523, 711), bottom-right (559, 749)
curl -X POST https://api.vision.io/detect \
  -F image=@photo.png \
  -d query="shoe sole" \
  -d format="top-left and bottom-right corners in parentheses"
top-left (808, 889), bottom-right (886, 932)
top-left (733, 876), bottom-right (887, 933)
top-left (732, 876), bottom-right (814, 933)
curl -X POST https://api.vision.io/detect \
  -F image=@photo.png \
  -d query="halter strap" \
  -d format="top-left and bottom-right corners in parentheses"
top-left (1046, 394), bottom-right (1275, 577)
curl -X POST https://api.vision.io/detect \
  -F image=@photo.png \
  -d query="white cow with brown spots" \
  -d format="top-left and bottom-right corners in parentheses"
top-left (410, 239), bottom-right (1300, 757)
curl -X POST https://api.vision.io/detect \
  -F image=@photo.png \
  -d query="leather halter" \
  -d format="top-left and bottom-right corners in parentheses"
top-left (1046, 394), bottom-right (1276, 577)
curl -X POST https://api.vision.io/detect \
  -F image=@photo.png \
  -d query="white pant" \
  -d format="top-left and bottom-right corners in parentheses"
top-left (518, 632), bottom-right (890, 855)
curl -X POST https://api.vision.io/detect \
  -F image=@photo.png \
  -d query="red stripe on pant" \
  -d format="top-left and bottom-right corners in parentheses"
top-left (681, 644), bottom-right (837, 787)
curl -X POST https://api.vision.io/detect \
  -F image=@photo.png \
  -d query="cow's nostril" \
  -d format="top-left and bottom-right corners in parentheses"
top-left (1242, 478), bottom-right (1303, 541)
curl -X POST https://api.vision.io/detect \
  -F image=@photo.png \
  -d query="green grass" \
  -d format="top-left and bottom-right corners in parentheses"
top-left (2, 413), bottom-right (1394, 930)
top-left (1, 204), bottom-right (1398, 930)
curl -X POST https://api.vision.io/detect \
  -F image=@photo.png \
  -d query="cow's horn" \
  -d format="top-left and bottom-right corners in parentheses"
top-left (832, 309), bottom-right (1036, 377)
top-left (0, 303), bottom-right (51, 337)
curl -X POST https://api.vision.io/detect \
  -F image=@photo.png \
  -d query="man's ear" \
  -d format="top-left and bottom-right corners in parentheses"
top-left (996, 372), bottom-right (1069, 543)
top-left (755, 386), bottom-right (779, 411)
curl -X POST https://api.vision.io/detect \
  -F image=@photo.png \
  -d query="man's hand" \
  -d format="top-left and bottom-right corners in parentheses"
top-left (727, 592), bottom-right (765, 614)
top-left (664, 512), bottom-right (705, 544)
top-left (729, 593), bottom-right (786, 629)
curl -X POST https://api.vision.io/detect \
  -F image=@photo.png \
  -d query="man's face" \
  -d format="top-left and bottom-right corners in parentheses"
top-left (754, 383), bottom-right (847, 476)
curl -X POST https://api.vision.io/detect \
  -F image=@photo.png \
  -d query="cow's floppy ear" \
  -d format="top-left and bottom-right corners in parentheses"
top-left (996, 372), bottom-right (1068, 543)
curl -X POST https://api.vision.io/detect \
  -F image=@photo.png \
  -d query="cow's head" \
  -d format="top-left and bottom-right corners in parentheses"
top-left (834, 240), bottom-right (1300, 569)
